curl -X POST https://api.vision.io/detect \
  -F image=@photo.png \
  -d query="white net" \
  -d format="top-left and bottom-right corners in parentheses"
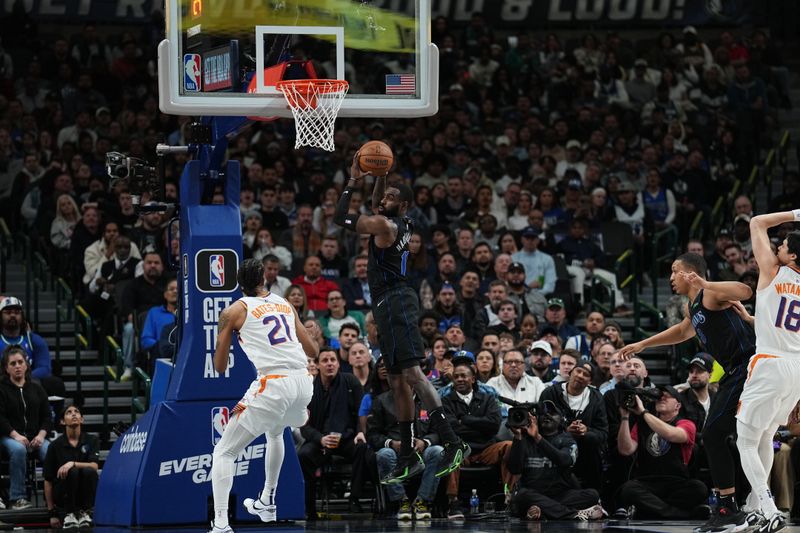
top-left (275, 80), bottom-right (349, 152)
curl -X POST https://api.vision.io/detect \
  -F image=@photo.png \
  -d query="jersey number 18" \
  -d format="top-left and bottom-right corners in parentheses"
top-left (775, 296), bottom-right (800, 332)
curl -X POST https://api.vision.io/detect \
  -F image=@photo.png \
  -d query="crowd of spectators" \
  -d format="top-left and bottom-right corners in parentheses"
top-left (1, 7), bottom-right (800, 521)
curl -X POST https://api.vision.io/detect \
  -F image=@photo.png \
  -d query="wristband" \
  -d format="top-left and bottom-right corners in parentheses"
top-left (793, 209), bottom-right (800, 221)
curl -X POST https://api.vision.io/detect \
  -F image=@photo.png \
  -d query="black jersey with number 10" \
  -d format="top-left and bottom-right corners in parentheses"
top-left (367, 216), bottom-right (412, 299)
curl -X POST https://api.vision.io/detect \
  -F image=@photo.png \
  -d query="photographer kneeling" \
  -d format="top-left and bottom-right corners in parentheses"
top-left (507, 400), bottom-right (605, 521)
top-left (616, 385), bottom-right (708, 519)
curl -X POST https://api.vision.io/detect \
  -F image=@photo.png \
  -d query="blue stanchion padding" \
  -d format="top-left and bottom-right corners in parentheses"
top-left (150, 358), bottom-right (174, 406)
top-left (95, 401), bottom-right (304, 526)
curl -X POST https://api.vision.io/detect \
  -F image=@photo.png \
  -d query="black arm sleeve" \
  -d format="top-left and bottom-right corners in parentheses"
top-left (537, 435), bottom-right (576, 467)
top-left (334, 188), bottom-right (360, 229)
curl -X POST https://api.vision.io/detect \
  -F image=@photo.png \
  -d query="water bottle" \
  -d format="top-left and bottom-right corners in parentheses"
top-left (708, 488), bottom-right (718, 509)
top-left (470, 489), bottom-right (480, 514)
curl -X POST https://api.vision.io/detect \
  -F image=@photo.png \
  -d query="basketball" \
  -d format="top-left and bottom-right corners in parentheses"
top-left (357, 141), bottom-right (394, 176)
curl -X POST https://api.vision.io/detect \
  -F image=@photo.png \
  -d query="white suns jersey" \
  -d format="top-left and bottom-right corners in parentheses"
top-left (236, 295), bottom-right (307, 373)
top-left (755, 265), bottom-right (800, 358)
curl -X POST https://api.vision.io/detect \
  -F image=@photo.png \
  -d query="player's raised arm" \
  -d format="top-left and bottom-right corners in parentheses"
top-left (214, 302), bottom-right (245, 373)
top-left (681, 271), bottom-right (752, 304)
top-left (618, 316), bottom-right (695, 360)
top-left (334, 154), bottom-right (394, 240)
top-left (751, 211), bottom-right (796, 287)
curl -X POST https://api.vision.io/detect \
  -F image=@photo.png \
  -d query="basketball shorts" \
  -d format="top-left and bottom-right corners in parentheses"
top-left (736, 354), bottom-right (800, 431)
top-left (234, 370), bottom-right (313, 436)
top-left (373, 286), bottom-right (426, 374)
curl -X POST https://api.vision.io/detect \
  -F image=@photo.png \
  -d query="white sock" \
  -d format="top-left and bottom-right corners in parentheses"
top-left (737, 420), bottom-right (780, 516)
top-left (261, 432), bottom-right (285, 506)
top-left (211, 416), bottom-right (258, 529)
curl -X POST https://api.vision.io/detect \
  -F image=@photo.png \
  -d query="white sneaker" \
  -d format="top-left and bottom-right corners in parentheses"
top-left (120, 368), bottom-right (133, 382)
top-left (78, 511), bottom-right (93, 527)
top-left (63, 513), bottom-right (80, 529)
top-left (0, 497), bottom-right (5, 510)
top-left (208, 520), bottom-right (234, 533)
top-left (575, 503), bottom-right (606, 521)
top-left (243, 497), bottom-right (276, 523)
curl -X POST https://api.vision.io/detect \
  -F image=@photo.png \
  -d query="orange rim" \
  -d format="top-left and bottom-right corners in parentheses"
top-left (275, 79), bottom-right (349, 98)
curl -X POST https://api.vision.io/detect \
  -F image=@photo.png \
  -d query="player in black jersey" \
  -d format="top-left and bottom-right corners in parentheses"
top-left (620, 253), bottom-right (754, 533)
top-left (334, 155), bottom-right (467, 485)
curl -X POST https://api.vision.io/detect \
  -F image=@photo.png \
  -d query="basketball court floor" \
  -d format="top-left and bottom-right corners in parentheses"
top-left (6, 518), bottom-right (798, 532)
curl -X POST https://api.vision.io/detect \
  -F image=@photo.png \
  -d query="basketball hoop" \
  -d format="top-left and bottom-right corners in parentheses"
top-left (275, 79), bottom-right (349, 152)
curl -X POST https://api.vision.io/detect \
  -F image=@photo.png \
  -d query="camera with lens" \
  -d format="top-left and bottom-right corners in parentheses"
top-left (616, 382), bottom-right (663, 410)
top-left (500, 396), bottom-right (539, 429)
top-left (106, 151), bottom-right (163, 207)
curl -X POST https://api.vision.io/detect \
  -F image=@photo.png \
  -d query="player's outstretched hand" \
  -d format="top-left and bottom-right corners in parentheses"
top-left (729, 300), bottom-right (755, 326)
top-left (618, 342), bottom-right (644, 360)
top-left (681, 271), bottom-right (707, 290)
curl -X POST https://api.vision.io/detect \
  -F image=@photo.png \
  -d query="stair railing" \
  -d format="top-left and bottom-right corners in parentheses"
top-left (75, 333), bottom-right (88, 397)
top-left (131, 368), bottom-right (152, 425)
top-left (54, 278), bottom-right (74, 364)
top-left (103, 336), bottom-right (123, 439)
top-left (649, 226), bottom-right (678, 310)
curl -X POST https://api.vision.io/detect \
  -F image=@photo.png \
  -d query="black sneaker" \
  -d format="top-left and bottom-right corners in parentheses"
top-left (381, 452), bottom-right (425, 485)
top-left (435, 440), bottom-right (469, 478)
top-left (694, 506), bottom-right (755, 533)
top-left (447, 500), bottom-right (464, 520)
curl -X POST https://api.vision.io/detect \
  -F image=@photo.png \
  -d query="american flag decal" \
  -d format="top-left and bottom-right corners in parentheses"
top-left (385, 74), bottom-right (416, 95)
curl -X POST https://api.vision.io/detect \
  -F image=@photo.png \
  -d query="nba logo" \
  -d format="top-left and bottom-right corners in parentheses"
top-left (184, 54), bottom-right (201, 92)
top-left (211, 407), bottom-right (229, 445)
top-left (209, 255), bottom-right (224, 287)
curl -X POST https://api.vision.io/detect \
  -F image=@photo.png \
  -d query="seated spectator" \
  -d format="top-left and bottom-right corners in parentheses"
top-left (298, 348), bottom-right (370, 518)
top-left (507, 401), bottom-right (604, 521)
top-left (433, 283), bottom-right (463, 333)
top-left (552, 349), bottom-right (579, 385)
top-left (291, 256), bottom-right (340, 313)
top-left (366, 386), bottom-right (444, 520)
top-left (335, 323), bottom-right (360, 373)
top-left (441, 354), bottom-right (509, 519)
top-left (119, 252), bottom-right (168, 381)
top-left (0, 345), bottom-right (52, 510)
top-left (317, 289), bottom-right (365, 340)
top-left (72, 208), bottom-right (106, 289)
top-left (139, 278), bottom-right (177, 368)
top-left (0, 297), bottom-right (65, 398)
top-left (599, 350), bottom-right (626, 395)
top-left (285, 285), bottom-right (314, 321)
top-left (616, 385), bottom-right (707, 519)
top-left (675, 352), bottom-right (715, 432)
top-left (251, 229), bottom-right (292, 271)
top-left (348, 341), bottom-right (372, 388)
top-left (559, 218), bottom-right (629, 312)
top-left (539, 300), bottom-right (579, 345)
top-left (339, 255), bottom-right (371, 312)
top-left (44, 405), bottom-right (100, 528)
top-left (540, 362), bottom-right (608, 491)
top-left (506, 262), bottom-right (547, 324)
top-left (487, 299), bottom-right (520, 340)
top-left (261, 254), bottom-right (291, 296)
top-left (588, 338), bottom-right (615, 387)
top-left (718, 242), bottom-right (749, 281)
top-left (526, 340), bottom-right (557, 383)
top-left (83, 235), bottom-right (141, 338)
top-left (603, 320), bottom-right (625, 350)
top-left (425, 336), bottom-right (449, 381)
top-left (49, 193), bottom-right (80, 260)
top-left (511, 227), bottom-right (556, 295)
top-left (278, 204), bottom-right (321, 260)
top-left (418, 311), bottom-right (441, 349)
top-left (487, 348), bottom-right (546, 438)
top-left (474, 349), bottom-right (498, 383)
top-left (81, 221), bottom-right (141, 287)
top-left (457, 269), bottom-right (484, 340)
top-left (474, 280), bottom-right (508, 339)
top-left (564, 310), bottom-right (605, 361)
top-left (318, 237), bottom-right (348, 280)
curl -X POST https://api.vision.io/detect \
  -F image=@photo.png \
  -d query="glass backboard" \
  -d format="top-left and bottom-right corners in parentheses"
top-left (158, 0), bottom-right (437, 118)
